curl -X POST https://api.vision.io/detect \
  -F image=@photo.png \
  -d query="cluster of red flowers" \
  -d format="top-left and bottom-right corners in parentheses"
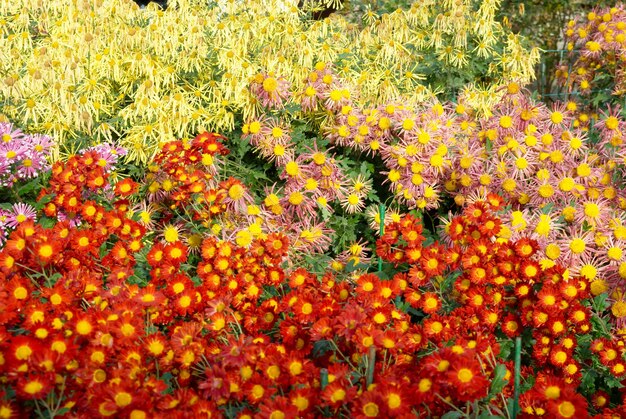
top-left (3, 129), bottom-right (626, 416)
top-left (520, 374), bottom-right (591, 418)
top-left (591, 337), bottom-right (626, 379)
top-left (145, 132), bottom-right (231, 218)
top-left (145, 131), bottom-right (339, 256)
top-left (376, 194), bottom-right (626, 417)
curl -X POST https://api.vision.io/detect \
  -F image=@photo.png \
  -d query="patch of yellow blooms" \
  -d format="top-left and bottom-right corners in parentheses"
top-left (0, 0), bottom-right (539, 164)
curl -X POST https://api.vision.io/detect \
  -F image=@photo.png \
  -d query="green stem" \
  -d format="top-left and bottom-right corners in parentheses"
top-left (513, 336), bottom-right (522, 418)
top-left (328, 339), bottom-right (357, 370)
top-left (378, 204), bottom-right (385, 272)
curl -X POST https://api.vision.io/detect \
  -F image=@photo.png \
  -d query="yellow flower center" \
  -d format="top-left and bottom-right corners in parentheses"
top-left (23, 381), bottom-right (43, 395)
top-left (363, 402), bottom-right (379, 417)
top-left (499, 115), bottom-right (513, 128)
top-left (115, 392), bottom-right (132, 408)
top-left (301, 303), bottom-right (312, 315)
top-left (163, 226), bottom-right (179, 243)
top-left (558, 401), bottom-right (575, 418)
top-left (584, 203), bottom-right (600, 219)
top-left (457, 368), bottom-right (473, 383)
top-left (262, 77), bottom-right (278, 93)
top-left (229, 184), bottom-right (244, 200)
top-left (249, 121), bottom-right (261, 134)
top-left (569, 238), bottom-right (586, 254)
top-left (544, 385), bottom-right (560, 399)
top-left (418, 378), bottom-right (432, 392)
top-left (606, 116), bottom-right (619, 130)
top-left (551, 111), bottom-right (564, 124)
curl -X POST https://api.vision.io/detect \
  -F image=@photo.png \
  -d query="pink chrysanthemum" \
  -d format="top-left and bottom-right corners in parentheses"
top-left (6, 202), bottom-right (37, 228)
top-left (15, 150), bottom-right (48, 179)
top-left (557, 226), bottom-right (595, 266)
top-left (56, 211), bottom-right (82, 228)
top-left (250, 72), bottom-right (291, 109)
top-left (85, 143), bottom-right (126, 171)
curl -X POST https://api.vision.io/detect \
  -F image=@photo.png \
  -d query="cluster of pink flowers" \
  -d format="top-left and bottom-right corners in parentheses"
top-left (0, 122), bottom-right (53, 187)
top-left (242, 65), bottom-right (379, 257)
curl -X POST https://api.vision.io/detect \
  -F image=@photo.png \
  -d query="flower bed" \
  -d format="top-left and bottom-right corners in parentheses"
top-left (2, 1), bottom-right (626, 417)
top-left (0, 127), bottom-right (623, 417)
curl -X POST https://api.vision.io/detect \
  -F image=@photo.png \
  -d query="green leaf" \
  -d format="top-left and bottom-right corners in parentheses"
top-left (37, 193), bottom-right (53, 205)
top-left (359, 161), bottom-right (375, 176)
top-left (604, 374), bottom-right (624, 389)
top-left (580, 369), bottom-right (597, 395)
top-left (488, 364), bottom-right (509, 397)
top-left (394, 299), bottom-right (411, 313)
top-left (159, 372), bottom-right (176, 395)
top-left (441, 270), bottom-right (462, 293)
top-left (540, 202), bottom-right (554, 214)
top-left (38, 216), bottom-right (56, 229)
top-left (592, 293), bottom-right (610, 312)
top-left (498, 339), bottom-right (514, 360)
top-left (284, 102), bottom-right (302, 114)
top-left (16, 177), bottom-right (42, 196)
top-left (320, 204), bottom-right (333, 221)
top-left (312, 340), bottom-right (333, 358)
top-left (590, 315), bottom-right (612, 338)
top-left (575, 333), bottom-right (592, 360)
top-left (344, 259), bottom-right (370, 273)
top-left (520, 375), bottom-right (535, 393)
top-left (45, 272), bottom-right (63, 287)
top-left (373, 269), bottom-right (389, 280)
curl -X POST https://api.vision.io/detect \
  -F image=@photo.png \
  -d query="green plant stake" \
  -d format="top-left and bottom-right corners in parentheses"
top-left (320, 368), bottom-right (328, 390)
top-left (366, 346), bottom-right (376, 388)
top-left (513, 336), bottom-right (522, 418)
top-left (378, 204), bottom-right (386, 272)
top-left (320, 368), bottom-right (330, 416)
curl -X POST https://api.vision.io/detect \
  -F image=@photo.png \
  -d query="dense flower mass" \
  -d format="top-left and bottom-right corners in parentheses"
top-left (278, 63), bottom-right (626, 330)
top-left (0, 132), bottom-right (625, 416)
top-left (558, 4), bottom-right (626, 99)
top-left (3, 1), bottom-right (626, 417)
top-left (0, 0), bottom-right (539, 164)
top-left (555, 4), bottom-right (626, 133)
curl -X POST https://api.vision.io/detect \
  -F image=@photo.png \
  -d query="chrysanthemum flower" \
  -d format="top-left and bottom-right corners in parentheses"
top-left (114, 178), bottom-right (139, 197)
top-left (6, 203), bottom-right (37, 228)
top-left (446, 355), bottom-right (489, 402)
top-left (250, 72), bottom-right (291, 109)
top-left (558, 227), bottom-right (594, 264)
top-left (341, 189), bottom-right (365, 214)
top-left (85, 143), bottom-right (126, 171)
top-left (546, 388), bottom-right (590, 419)
top-left (16, 373), bottom-right (55, 399)
top-left (547, 103), bottom-right (570, 128)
